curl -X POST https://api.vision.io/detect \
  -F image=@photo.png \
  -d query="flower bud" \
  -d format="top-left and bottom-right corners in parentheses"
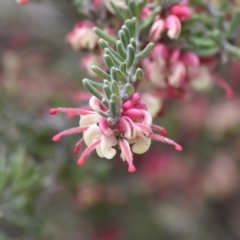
top-left (66, 21), bottom-right (99, 50)
top-left (165, 15), bottom-right (181, 39)
top-left (149, 19), bottom-right (165, 42)
top-left (141, 7), bottom-right (152, 20)
top-left (181, 52), bottom-right (200, 67)
top-left (168, 62), bottom-right (186, 87)
top-left (170, 5), bottom-right (191, 21)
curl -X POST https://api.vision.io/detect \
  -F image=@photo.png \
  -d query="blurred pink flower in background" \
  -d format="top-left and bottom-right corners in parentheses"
top-left (203, 154), bottom-right (239, 199)
top-left (66, 21), bottom-right (99, 50)
top-left (205, 99), bottom-right (240, 138)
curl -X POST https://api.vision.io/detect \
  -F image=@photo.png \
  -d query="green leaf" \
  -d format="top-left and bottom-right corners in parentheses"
top-left (136, 42), bottom-right (154, 59)
top-left (98, 39), bottom-right (109, 49)
top-left (122, 25), bottom-right (131, 44)
top-left (125, 19), bottom-right (135, 37)
top-left (128, 1), bottom-right (137, 17)
top-left (102, 98), bottom-right (110, 109)
top-left (136, 0), bottom-right (145, 17)
top-left (189, 36), bottom-right (217, 48)
top-left (130, 38), bottom-right (137, 51)
top-left (105, 49), bottom-right (122, 66)
top-left (104, 54), bottom-right (115, 69)
top-left (120, 62), bottom-right (127, 75)
top-left (111, 93), bottom-right (122, 105)
top-left (140, 6), bottom-right (161, 29)
top-left (195, 46), bottom-right (219, 56)
top-left (11, 148), bottom-right (25, 180)
top-left (111, 80), bottom-right (120, 96)
top-left (116, 40), bottom-right (127, 58)
top-left (115, 68), bottom-right (127, 82)
top-left (122, 8), bottom-right (131, 19)
top-left (110, 1), bottom-right (125, 21)
top-left (98, 108), bottom-right (111, 117)
top-left (225, 11), bottom-right (240, 38)
top-left (94, 27), bottom-right (117, 45)
top-left (92, 65), bottom-right (111, 81)
top-left (83, 79), bottom-right (103, 100)
top-left (110, 100), bottom-right (117, 116)
top-left (135, 68), bottom-right (143, 80)
top-left (119, 30), bottom-right (128, 48)
top-left (84, 78), bottom-right (104, 88)
top-left (103, 85), bottom-right (112, 100)
top-left (224, 43), bottom-right (240, 58)
top-left (131, 17), bottom-right (137, 37)
top-left (125, 45), bottom-right (135, 68)
top-left (126, 83), bottom-right (135, 96)
top-left (110, 67), bottom-right (117, 80)
top-left (108, 47), bottom-right (125, 61)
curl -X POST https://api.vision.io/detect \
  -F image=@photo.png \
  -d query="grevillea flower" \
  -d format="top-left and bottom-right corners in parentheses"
top-left (165, 15), bottom-right (182, 39)
top-left (149, 19), bottom-right (166, 42)
top-left (66, 21), bottom-right (99, 50)
top-left (50, 93), bottom-right (182, 173)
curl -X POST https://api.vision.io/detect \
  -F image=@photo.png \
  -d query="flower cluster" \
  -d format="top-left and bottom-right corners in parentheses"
top-left (148, 0), bottom-right (191, 41)
top-left (142, 44), bottom-right (234, 106)
top-left (44, 0), bottom-right (240, 172)
top-left (50, 93), bottom-right (182, 172)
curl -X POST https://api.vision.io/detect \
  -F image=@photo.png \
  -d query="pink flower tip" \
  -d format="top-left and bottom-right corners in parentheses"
top-left (49, 109), bottom-right (57, 115)
top-left (227, 91), bottom-right (234, 99)
top-left (52, 135), bottom-right (61, 142)
top-left (93, 0), bottom-right (100, 7)
top-left (175, 145), bottom-right (183, 151)
top-left (128, 165), bottom-right (136, 173)
top-left (73, 147), bottom-right (80, 154)
top-left (77, 159), bottom-right (85, 166)
top-left (162, 129), bottom-right (167, 136)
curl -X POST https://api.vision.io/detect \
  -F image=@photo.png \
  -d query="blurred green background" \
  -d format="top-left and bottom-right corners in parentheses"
top-left (0, 1), bottom-right (240, 239)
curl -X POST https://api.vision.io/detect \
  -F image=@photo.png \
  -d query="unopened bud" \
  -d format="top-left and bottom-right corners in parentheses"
top-left (165, 15), bottom-right (181, 39)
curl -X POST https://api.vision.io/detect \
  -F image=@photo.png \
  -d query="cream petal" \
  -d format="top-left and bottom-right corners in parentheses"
top-left (132, 138), bottom-right (151, 154)
top-left (100, 135), bottom-right (117, 159)
top-left (79, 113), bottom-right (100, 126)
top-left (120, 151), bottom-right (126, 161)
top-left (83, 124), bottom-right (101, 146)
top-left (190, 67), bottom-right (212, 91)
top-left (142, 93), bottom-right (163, 118)
top-left (96, 145), bottom-right (104, 158)
top-left (89, 96), bottom-right (102, 112)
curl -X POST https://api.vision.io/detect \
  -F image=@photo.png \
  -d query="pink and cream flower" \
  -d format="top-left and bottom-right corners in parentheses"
top-left (50, 93), bottom-right (182, 173)
top-left (66, 21), bottom-right (99, 50)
